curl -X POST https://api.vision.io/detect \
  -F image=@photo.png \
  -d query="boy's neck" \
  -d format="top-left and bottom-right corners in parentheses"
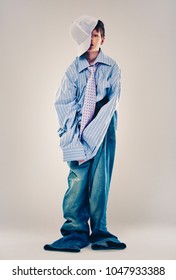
top-left (85, 50), bottom-right (100, 65)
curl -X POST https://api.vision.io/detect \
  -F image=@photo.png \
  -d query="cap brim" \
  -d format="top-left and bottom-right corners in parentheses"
top-left (77, 18), bottom-right (98, 57)
top-left (77, 34), bottom-right (92, 57)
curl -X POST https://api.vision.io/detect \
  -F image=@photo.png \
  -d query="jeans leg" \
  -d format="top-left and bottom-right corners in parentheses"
top-left (89, 116), bottom-right (116, 241)
top-left (89, 114), bottom-right (126, 249)
top-left (44, 160), bottom-right (91, 252)
top-left (61, 160), bottom-right (91, 236)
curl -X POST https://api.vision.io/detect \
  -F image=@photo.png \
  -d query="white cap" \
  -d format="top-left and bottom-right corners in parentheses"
top-left (70, 15), bottom-right (98, 57)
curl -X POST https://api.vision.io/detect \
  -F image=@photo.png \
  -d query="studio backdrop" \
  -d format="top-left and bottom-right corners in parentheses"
top-left (0, 0), bottom-right (176, 258)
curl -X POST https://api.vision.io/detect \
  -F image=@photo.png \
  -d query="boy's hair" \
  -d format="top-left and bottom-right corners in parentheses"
top-left (94, 20), bottom-right (105, 37)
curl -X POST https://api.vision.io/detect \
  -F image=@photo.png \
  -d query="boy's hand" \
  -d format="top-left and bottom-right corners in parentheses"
top-left (78, 160), bottom-right (85, 164)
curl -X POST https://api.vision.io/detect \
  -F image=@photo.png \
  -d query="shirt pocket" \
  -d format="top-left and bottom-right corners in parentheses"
top-left (96, 80), bottom-right (110, 101)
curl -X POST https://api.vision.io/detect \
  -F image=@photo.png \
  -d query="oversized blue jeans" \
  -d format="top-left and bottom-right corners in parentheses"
top-left (44, 109), bottom-right (126, 252)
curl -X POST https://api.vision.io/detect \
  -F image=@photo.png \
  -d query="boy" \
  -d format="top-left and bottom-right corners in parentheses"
top-left (44, 15), bottom-right (126, 252)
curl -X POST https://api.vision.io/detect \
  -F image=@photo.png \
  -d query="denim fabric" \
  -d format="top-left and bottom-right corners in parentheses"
top-left (44, 232), bottom-right (89, 252)
top-left (44, 113), bottom-right (126, 251)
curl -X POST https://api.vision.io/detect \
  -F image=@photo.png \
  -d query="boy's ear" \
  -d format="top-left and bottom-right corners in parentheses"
top-left (101, 36), bottom-right (105, 45)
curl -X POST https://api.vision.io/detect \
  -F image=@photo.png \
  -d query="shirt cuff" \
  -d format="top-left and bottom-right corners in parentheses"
top-left (62, 146), bottom-right (86, 162)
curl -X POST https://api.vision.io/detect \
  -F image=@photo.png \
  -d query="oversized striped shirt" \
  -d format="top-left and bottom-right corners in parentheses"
top-left (54, 49), bottom-right (121, 163)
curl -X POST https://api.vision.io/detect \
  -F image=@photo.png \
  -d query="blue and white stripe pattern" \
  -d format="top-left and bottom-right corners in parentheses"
top-left (54, 49), bottom-right (121, 163)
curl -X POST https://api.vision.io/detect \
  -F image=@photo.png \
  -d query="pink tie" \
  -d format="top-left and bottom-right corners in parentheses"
top-left (80, 65), bottom-right (97, 136)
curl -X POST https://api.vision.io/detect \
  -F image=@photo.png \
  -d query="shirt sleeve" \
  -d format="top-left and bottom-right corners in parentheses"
top-left (81, 62), bottom-right (121, 157)
top-left (54, 72), bottom-right (86, 161)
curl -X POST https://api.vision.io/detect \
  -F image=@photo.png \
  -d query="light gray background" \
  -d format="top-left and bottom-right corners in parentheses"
top-left (0, 0), bottom-right (176, 259)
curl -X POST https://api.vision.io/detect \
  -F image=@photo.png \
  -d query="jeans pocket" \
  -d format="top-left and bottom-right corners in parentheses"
top-left (67, 161), bottom-right (78, 168)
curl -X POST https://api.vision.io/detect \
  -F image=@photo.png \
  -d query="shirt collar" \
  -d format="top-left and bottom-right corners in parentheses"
top-left (78, 49), bottom-right (111, 73)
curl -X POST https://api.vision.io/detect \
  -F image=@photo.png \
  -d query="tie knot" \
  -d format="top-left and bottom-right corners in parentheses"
top-left (88, 65), bottom-right (97, 74)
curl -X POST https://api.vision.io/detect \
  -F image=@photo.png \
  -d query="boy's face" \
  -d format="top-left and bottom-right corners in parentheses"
top-left (87, 29), bottom-right (105, 53)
